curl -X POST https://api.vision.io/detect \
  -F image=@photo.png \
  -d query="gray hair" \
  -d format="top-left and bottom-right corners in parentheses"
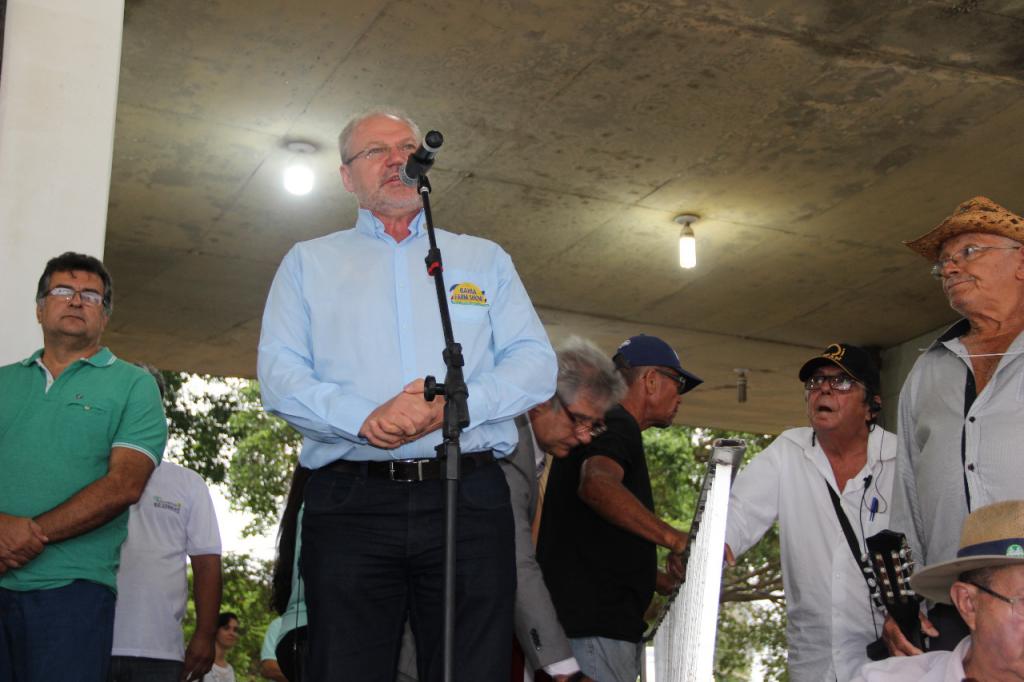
top-left (337, 107), bottom-right (421, 164)
top-left (553, 336), bottom-right (626, 412)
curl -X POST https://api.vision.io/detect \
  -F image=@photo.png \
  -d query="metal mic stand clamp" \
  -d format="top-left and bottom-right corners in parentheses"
top-left (414, 153), bottom-right (470, 682)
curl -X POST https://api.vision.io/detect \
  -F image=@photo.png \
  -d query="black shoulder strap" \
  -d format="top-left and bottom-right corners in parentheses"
top-left (825, 481), bottom-right (874, 592)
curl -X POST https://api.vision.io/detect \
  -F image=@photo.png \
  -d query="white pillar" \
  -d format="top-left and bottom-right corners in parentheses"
top-left (0, 0), bottom-right (124, 364)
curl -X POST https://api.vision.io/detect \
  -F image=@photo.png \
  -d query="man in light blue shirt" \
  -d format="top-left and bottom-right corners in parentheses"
top-left (257, 108), bottom-right (556, 682)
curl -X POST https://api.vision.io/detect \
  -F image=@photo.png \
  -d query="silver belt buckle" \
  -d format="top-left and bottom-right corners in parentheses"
top-left (390, 459), bottom-right (426, 482)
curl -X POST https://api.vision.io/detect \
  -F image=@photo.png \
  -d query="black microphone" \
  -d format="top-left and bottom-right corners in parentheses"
top-left (863, 474), bottom-right (873, 488)
top-left (399, 130), bottom-right (444, 187)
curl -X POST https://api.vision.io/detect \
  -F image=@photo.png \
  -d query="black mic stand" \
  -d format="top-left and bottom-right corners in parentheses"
top-left (413, 141), bottom-right (469, 682)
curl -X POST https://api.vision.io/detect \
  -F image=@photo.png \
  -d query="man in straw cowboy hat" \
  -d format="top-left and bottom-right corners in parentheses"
top-left (885, 196), bottom-right (1024, 655)
top-left (854, 500), bottom-right (1024, 681)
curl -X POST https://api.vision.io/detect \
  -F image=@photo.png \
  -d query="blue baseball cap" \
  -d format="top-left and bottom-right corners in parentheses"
top-left (613, 334), bottom-right (703, 394)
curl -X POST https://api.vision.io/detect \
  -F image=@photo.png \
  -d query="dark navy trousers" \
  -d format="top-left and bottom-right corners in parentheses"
top-left (301, 460), bottom-right (515, 682)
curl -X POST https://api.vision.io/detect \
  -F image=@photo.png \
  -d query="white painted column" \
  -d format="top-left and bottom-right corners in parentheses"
top-left (0, 0), bottom-right (124, 364)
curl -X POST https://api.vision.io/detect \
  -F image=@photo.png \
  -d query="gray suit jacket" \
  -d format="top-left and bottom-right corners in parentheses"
top-left (501, 414), bottom-right (575, 672)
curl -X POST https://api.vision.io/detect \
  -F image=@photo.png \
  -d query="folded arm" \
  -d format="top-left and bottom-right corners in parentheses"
top-left (34, 446), bottom-right (155, 542)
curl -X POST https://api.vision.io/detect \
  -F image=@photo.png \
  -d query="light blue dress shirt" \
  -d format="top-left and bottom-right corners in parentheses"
top-left (258, 209), bottom-right (557, 468)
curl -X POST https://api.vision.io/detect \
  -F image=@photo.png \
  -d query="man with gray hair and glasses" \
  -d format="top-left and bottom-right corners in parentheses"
top-left (885, 196), bottom-right (1024, 655)
top-left (258, 108), bottom-right (556, 681)
top-left (502, 336), bottom-right (625, 682)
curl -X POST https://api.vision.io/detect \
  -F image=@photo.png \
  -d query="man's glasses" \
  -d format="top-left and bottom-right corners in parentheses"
top-left (931, 244), bottom-right (1021, 279)
top-left (804, 373), bottom-right (859, 392)
top-left (655, 368), bottom-right (688, 395)
top-left (343, 142), bottom-right (418, 165)
top-left (965, 580), bottom-right (1024, 618)
top-left (554, 393), bottom-right (606, 438)
top-left (45, 286), bottom-right (105, 308)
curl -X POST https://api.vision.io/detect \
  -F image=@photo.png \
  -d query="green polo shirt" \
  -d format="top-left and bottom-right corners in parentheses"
top-left (0, 347), bottom-right (167, 592)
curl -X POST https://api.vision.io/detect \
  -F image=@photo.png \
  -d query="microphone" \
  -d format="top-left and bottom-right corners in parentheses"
top-left (399, 130), bottom-right (444, 187)
top-left (863, 474), bottom-right (873, 488)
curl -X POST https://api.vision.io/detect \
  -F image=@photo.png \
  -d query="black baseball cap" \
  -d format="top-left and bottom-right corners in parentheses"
top-left (798, 343), bottom-right (880, 392)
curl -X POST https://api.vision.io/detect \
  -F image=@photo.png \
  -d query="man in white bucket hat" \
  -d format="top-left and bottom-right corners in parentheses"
top-left (853, 500), bottom-right (1024, 681)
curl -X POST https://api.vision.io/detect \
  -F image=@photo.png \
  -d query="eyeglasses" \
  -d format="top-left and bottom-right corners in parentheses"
top-left (654, 368), bottom-right (688, 395)
top-left (45, 286), bottom-right (105, 308)
top-left (343, 142), bottom-right (418, 165)
top-left (965, 580), bottom-right (1024, 618)
top-left (804, 373), bottom-right (860, 392)
top-left (554, 393), bottom-right (607, 438)
top-left (931, 245), bottom-right (1021, 279)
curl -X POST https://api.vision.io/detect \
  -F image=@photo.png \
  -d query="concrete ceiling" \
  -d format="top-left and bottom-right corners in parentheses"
top-left (103, 0), bottom-right (1024, 434)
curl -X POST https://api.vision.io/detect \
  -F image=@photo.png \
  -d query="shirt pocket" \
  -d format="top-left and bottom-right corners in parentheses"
top-left (444, 268), bottom-right (494, 324)
top-left (62, 398), bottom-right (114, 447)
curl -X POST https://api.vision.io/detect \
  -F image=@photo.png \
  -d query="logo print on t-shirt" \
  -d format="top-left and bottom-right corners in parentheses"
top-left (153, 496), bottom-right (182, 513)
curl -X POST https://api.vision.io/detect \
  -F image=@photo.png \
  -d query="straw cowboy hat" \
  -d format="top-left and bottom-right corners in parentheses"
top-left (904, 196), bottom-right (1024, 261)
top-left (911, 500), bottom-right (1024, 604)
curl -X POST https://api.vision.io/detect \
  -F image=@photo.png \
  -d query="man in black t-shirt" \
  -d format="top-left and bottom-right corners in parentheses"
top-left (536, 334), bottom-right (702, 682)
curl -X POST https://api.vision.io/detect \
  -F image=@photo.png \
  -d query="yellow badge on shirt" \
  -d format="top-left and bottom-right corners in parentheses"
top-left (449, 282), bottom-right (488, 307)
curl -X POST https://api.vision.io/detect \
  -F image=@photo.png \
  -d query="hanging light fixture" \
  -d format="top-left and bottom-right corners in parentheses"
top-left (283, 140), bottom-right (317, 196)
top-left (674, 214), bottom-right (700, 269)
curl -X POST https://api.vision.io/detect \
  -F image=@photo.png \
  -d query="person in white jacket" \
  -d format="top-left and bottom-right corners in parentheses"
top-left (725, 343), bottom-right (895, 682)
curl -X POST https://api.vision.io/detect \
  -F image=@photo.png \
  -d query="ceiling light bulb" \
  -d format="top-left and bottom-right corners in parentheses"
top-left (283, 163), bottom-right (315, 196)
top-left (679, 225), bottom-right (696, 269)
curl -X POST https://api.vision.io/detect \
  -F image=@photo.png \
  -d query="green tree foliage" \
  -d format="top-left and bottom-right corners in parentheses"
top-left (644, 427), bottom-right (788, 681)
top-left (224, 382), bottom-right (302, 537)
top-left (183, 553), bottom-right (275, 682)
top-left (160, 373), bottom-right (301, 537)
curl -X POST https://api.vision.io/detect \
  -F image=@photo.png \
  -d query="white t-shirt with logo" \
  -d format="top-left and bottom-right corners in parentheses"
top-left (112, 460), bottom-right (222, 661)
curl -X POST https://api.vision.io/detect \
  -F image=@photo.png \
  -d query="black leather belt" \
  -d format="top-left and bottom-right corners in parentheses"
top-left (326, 450), bottom-right (495, 482)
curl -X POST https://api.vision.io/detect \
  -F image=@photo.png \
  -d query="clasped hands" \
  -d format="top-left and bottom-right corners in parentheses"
top-left (0, 513), bottom-right (48, 574)
top-left (359, 379), bottom-right (446, 449)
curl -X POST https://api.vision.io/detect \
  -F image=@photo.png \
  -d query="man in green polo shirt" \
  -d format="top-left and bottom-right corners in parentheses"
top-left (0, 252), bottom-right (167, 681)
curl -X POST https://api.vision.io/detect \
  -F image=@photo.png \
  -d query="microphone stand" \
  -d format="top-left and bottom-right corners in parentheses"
top-left (415, 154), bottom-right (470, 682)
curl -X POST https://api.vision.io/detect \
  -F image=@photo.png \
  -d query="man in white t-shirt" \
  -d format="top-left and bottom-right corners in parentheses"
top-left (109, 459), bottom-right (222, 682)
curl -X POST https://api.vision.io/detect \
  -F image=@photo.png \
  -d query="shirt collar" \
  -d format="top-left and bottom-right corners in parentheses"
top-left (930, 318), bottom-right (971, 349)
top-left (355, 208), bottom-right (426, 243)
top-left (20, 346), bottom-right (116, 367)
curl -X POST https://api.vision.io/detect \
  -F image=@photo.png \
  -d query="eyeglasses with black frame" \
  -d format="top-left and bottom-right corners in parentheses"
top-left (654, 368), bottom-right (688, 395)
top-left (343, 141), bottom-right (418, 165)
top-left (965, 580), bottom-right (1024, 618)
top-left (45, 286), bottom-right (105, 308)
top-left (930, 244), bottom-right (1022, 279)
top-left (803, 373), bottom-right (860, 393)
top-left (554, 392), bottom-right (607, 438)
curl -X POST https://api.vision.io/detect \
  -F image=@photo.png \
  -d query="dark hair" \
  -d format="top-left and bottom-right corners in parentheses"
top-left (271, 465), bottom-right (312, 614)
top-left (864, 388), bottom-right (882, 428)
top-left (35, 252), bottom-right (113, 313)
top-left (218, 612), bottom-right (239, 628)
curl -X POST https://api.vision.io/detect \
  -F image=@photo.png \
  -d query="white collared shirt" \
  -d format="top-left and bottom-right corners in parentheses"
top-left (851, 635), bottom-right (970, 681)
top-left (726, 426), bottom-right (897, 682)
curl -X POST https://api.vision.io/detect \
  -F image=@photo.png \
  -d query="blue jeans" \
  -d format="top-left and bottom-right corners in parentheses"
top-left (108, 656), bottom-right (183, 682)
top-left (301, 460), bottom-right (515, 682)
top-left (0, 580), bottom-right (116, 682)
top-left (570, 636), bottom-right (642, 682)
